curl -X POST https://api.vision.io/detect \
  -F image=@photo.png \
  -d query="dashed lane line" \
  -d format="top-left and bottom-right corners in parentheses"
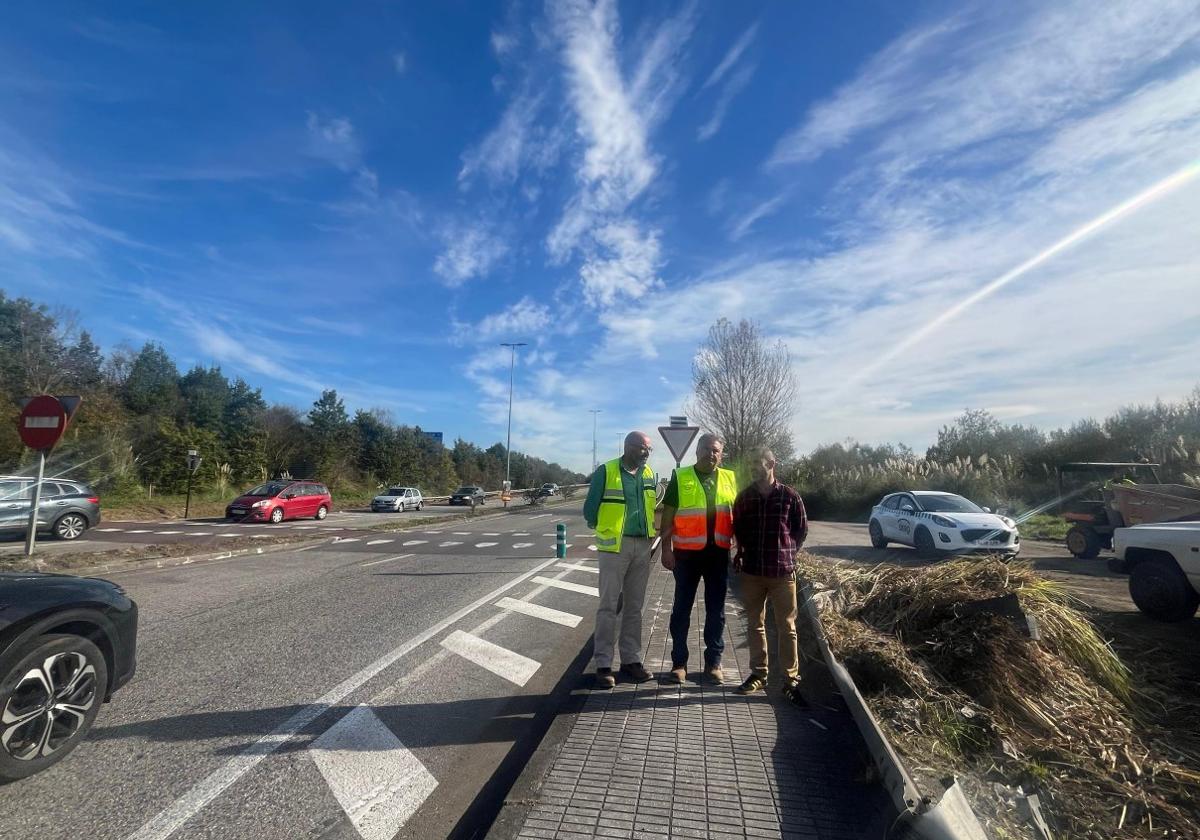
top-left (494, 597), bottom-right (582, 628)
top-left (438, 541), bottom-right (462, 548)
top-left (123, 554), bottom-right (562, 840)
top-left (97, 528), bottom-right (124, 532)
top-left (512, 542), bottom-right (535, 549)
top-left (440, 629), bottom-right (540, 687)
top-left (359, 553), bottom-right (414, 568)
top-left (366, 539), bottom-right (394, 546)
top-left (401, 539), bottom-right (427, 546)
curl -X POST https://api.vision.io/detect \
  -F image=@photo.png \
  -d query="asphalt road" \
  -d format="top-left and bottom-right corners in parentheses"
top-left (0, 504), bottom-right (597, 840)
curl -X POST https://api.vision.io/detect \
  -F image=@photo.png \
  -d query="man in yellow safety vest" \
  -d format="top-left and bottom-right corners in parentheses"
top-left (583, 431), bottom-right (658, 688)
top-left (659, 433), bottom-right (738, 684)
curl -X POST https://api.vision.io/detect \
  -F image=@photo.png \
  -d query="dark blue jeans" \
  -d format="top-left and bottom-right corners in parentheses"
top-left (669, 546), bottom-right (729, 668)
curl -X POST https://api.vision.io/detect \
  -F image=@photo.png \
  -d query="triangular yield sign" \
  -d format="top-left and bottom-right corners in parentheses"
top-left (658, 425), bottom-right (700, 465)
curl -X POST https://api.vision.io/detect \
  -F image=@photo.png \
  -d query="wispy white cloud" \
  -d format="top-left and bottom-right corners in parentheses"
top-left (392, 51), bottom-right (407, 74)
top-left (491, 30), bottom-right (518, 58)
top-left (701, 22), bottom-right (757, 90)
top-left (579, 220), bottom-right (662, 307)
top-left (728, 192), bottom-right (786, 240)
top-left (433, 221), bottom-right (509, 286)
top-left (304, 112), bottom-right (361, 171)
top-left (697, 61), bottom-right (755, 141)
top-left (473, 297), bottom-right (553, 340)
top-left (458, 89), bottom-right (562, 187)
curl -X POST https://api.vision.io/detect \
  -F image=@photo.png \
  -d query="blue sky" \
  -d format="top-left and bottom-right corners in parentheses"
top-left (2, 1), bottom-right (1199, 476)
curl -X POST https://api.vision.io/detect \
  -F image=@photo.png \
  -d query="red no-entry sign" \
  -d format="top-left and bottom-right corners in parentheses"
top-left (17, 394), bottom-right (77, 450)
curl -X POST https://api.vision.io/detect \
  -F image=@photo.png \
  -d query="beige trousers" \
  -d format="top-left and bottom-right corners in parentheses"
top-left (738, 572), bottom-right (798, 680)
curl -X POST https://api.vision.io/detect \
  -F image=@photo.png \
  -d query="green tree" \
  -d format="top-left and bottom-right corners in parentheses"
top-left (123, 342), bottom-right (180, 416)
top-left (308, 390), bottom-right (354, 481)
top-left (63, 331), bottom-right (104, 392)
top-left (223, 379), bottom-right (267, 482)
top-left (179, 365), bottom-right (230, 430)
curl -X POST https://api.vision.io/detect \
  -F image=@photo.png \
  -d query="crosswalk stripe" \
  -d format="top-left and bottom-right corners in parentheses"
top-left (309, 705), bottom-right (438, 840)
top-left (475, 542), bottom-right (498, 548)
top-left (440, 629), bottom-right (540, 686)
top-left (531, 576), bottom-right (599, 597)
top-left (367, 539), bottom-right (394, 546)
top-left (495, 597), bottom-right (582, 628)
top-left (401, 539), bottom-right (427, 546)
top-left (438, 541), bottom-right (462, 547)
top-left (555, 562), bottom-right (599, 574)
top-left (512, 542), bottom-right (534, 549)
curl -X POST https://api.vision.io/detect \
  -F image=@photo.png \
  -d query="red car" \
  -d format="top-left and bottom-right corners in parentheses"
top-left (225, 480), bottom-right (332, 523)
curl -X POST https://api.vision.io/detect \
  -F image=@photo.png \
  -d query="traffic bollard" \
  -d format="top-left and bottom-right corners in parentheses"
top-left (556, 523), bottom-right (566, 558)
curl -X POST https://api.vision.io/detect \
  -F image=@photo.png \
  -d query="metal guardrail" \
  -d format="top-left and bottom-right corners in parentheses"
top-left (799, 583), bottom-right (988, 840)
top-left (412, 484), bottom-right (590, 506)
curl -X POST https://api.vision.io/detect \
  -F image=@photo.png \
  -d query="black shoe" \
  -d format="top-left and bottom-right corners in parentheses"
top-left (595, 667), bottom-right (616, 689)
top-left (783, 678), bottom-right (808, 706)
top-left (619, 663), bottom-right (654, 683)
top-left (735, 674), bottom-right (766, 695)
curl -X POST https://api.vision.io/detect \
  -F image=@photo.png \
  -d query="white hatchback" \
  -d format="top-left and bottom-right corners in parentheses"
top-left (868, 490), bottom-right (1020, 559)
top-left (371, 486), bottom-right (423, 512)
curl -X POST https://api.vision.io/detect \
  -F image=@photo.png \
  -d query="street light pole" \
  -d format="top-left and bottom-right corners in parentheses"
top-left (589, 409), bottom-right (602, 471)
top-left (500, 342), bottom-right (527, 490)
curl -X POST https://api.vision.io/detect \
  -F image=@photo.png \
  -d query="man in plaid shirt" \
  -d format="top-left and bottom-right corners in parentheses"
top-left (731, 446), bottom-right (808, 699)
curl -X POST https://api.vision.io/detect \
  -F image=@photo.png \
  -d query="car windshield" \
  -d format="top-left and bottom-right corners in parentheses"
top-left (246, 482), bottom-right (290, 497)
top-left (382, 488), bottom-right (405, 496)
top-left (917, 494), bottom-right (983, 513)
top-left (455, 487), bottom-right (475, 494)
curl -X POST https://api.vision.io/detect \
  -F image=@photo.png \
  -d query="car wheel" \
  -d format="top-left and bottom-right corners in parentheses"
top-left (914, 527), bottom-right (940, 560)
top-left (416, 501), bottom-right (423, 511)
top-left (315, 505), bottom-right (328, 521)
top-left (0, 634), bottom-right (108, 782)
top-left (1129, 557), bottom-right (1200, 622)
top-left (269, 507), bottom-right (284, 524)
top-left (1065, 525), bottom-right (1101, 559)
top-left (868, 520), bottom-right (888, 549)
top-left (53, 513), bottom-right (88, 541)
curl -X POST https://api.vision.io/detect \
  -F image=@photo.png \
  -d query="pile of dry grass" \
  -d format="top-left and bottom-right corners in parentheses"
top-left (796, 553), bottom-right (1198, 838)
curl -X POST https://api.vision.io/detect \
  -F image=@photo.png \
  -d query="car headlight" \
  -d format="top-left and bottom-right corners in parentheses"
top-left (252, 500), bottom-right (269, 508)
top-left (932, 515), bottom-right (957, 528)
top-left (1002, 517), bottom-right (1017, 529)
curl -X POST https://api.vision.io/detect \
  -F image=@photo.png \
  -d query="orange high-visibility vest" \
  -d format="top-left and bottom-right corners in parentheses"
top-left (671, 466), bottom-right (737, 551)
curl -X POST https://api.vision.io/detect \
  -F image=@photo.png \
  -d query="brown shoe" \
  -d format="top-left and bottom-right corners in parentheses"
top-left (704, 664), bottom-right (724, 685)
top-left (668, 665), bottom-right (686, 684)
top-left (595, 668), bottom-right (616, 689)
top-left (619, 663), bottom-right (654, 683)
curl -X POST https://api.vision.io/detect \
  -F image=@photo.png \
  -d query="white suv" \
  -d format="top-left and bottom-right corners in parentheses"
top-left (371, 487), bottom-right (423, 512)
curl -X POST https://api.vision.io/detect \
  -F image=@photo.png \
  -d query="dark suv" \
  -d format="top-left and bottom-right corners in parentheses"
top-left (449, 486), bottom-right (486, 506)
top-left (0, 477), bottom-right (101, 541)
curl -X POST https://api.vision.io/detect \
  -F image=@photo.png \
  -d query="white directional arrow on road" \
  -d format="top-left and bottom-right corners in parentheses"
top-left (309, 705), bottom-right (437, 840)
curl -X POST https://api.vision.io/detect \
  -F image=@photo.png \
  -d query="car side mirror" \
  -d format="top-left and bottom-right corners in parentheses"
top-left (282, 493), bottom-right (294, 500)
top-left (900, 506), bottom-right (914, 513)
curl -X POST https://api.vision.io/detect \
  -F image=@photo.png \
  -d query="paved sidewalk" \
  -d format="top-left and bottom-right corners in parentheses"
top-left (504, 562), bottom-right (894, 840)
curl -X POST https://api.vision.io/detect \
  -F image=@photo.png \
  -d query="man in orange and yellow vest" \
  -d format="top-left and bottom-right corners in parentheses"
top-left (659, 433), bottom-right (738, 685)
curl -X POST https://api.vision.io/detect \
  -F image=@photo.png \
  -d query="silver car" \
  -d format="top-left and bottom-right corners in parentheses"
top-left (371, 486), bottom-right (423, 512)
top-left (0, 477), bottom-right (101, 541)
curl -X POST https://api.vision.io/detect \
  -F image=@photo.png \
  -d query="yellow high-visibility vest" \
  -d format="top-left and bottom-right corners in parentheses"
top-left (595, 458), bottom-right (657, 553)
top-left (671, 466), bottom-right (737, 550)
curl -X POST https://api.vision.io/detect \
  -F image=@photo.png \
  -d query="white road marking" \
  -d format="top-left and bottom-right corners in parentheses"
top-left (587, 545), bottom-right (598, 551)
top-left (453, 532), bottom-right (470, 535)
top-left (124, 555), bottom-right (561, 840)
top-left (512, 532), bottom-right (530, 536)
top-left (401, 539), bottom-right (427, 546)
top-left (217, 533), bottom-right (239, 537)
top-left (366, 539), bottom-right (394, 546)
top-left (334, 537), bottom-right (360, 544)
top-left (127, 529), bottom-right (151, 534)
top-left (475, 542), bottom-right (498, 548)
top-left (438, 541), bottom-right (462, 547)
top-left (512, 542), bottom-right (534, 549)
top-left (293, 525), bottom-right (318, 530)
top-left (541, 533), bottom-right (556, 537)
top-left (483, 532), bottom-right (501, 536)
top-left (154, 530), bottom-right (182, 535)
top-left (96, 528), bottom-right (124, 532)
top-left (494, 597), bottom-right (582, 628)
top-left (555, 562), bottom-right (599, 574)
top-left (359, 553), bottom-right (413, 568)
top-left (531, 576), bottom-right (600, 597)
top-left (309, 705), bottom-right (437, 840)
top-left (440, 630), bottom-right (540, 687)
top-left (251, 535), bottom-right (272, 539)
top-left (528, 513), bottom-right (551, 519)
top-left (423, 530), bottom-right (443, 535)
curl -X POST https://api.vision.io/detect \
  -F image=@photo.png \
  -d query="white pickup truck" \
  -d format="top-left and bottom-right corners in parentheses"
top-left (1109, 523), bottom-right (1200, 622)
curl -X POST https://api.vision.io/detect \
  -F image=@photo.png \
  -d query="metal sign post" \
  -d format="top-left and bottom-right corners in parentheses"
top-left (23, 450), bottom-right (47, 557)
top-left (184, 449), bottom-right (202, 519)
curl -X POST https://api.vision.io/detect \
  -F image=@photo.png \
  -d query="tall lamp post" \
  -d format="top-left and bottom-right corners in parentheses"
top-left (500, 342), bottom-right (526, 492)
top-left (589, 409), bottom-right (602, 471)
